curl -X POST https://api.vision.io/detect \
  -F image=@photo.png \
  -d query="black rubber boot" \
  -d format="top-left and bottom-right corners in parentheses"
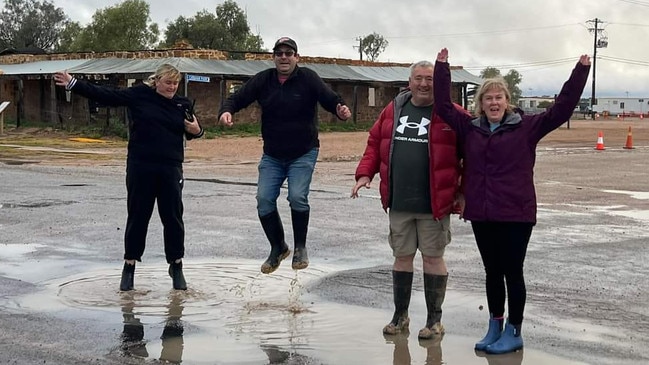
top-left (120, 262), bottom-right (135, 291)
top-left (121, 318), bottom-right (144, 343)
top-left (291, 209), bottom-right (310, 270)
top-left (383, 270), bottom-right (413, 335)
top-left (168, 261), bottom-right (187, 290)
top-left (120, 306), bottom-right (148, 357)
top-left (160, 319), bottom-right (184, 363)
top-left (418, 274), bottom-right (448, 339)
top-left (260, 211), bottom-right (290, 274)
top-left (161, 320), bottom-right (184, 339)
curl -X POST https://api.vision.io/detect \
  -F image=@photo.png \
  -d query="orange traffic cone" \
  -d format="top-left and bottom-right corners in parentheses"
top-left (624, 126), bottom-right (634, 149)
top-left (595, 131), bottom-right (605, 150)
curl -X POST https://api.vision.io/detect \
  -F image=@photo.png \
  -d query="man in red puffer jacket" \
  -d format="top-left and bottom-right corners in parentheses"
top-left (352, 60), bottom-right (466, 340)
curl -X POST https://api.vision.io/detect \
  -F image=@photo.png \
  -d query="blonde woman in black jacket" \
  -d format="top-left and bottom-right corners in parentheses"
top-left (54, 64), bottom-right (204, 291)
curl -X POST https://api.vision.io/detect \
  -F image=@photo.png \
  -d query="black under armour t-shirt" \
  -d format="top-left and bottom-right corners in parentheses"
top-left (390, 101), bottom-right (432, 213)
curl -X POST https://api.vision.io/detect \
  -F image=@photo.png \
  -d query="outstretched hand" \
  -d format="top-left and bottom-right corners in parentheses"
top-left (579, 54), bottom-right (591, 66)
top-left (53, 70), bottom-right (72, 87)
top-left (437, 48), bottom-right (448, 63)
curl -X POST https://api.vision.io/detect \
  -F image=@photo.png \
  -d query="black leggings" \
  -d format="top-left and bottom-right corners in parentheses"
top-left (471, 221), bottom-right (534, 325)
top-left (124, 162), bottom-right (185, 264)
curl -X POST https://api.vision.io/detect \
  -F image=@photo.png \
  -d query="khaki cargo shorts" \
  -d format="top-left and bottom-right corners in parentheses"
top-left (388, 210), bottom-right (451, 257)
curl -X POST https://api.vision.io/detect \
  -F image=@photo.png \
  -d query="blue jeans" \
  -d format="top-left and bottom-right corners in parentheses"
top-left (256, 148), bottom-right (319, 216)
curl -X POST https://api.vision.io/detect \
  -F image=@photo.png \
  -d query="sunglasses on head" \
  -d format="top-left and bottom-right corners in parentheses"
top-left (274, 50), bottom-right (295, 57)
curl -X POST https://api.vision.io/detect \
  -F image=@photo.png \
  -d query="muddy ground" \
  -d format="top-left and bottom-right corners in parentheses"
top-left (1, 119), bottom-right (649, 365)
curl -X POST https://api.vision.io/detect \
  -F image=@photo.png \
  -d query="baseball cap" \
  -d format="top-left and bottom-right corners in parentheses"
top-left (273, 37), bottom-right (298, 53)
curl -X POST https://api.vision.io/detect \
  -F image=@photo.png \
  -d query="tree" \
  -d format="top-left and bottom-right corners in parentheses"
top-left (0, 0), bottom-right (68, 50)
top-left (54, 21), bottom-right (82, 52)
top-left (162, 0), bottom-right (264, 58)
top-left (537, 100), bottom-right (554, 109)
top-left (65, 0), bottom-right (159, 52)
top-left (480, 67), bottom-right (501, 79)
top-left (479, 67), bottom-right (523, 104)
top-left (358, 32), bottom-right (388, 62)
top-left (503, 69), bottom-right (522, 104)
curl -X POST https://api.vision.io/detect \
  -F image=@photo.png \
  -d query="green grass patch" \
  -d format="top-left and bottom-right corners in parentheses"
top-left (4, 119), bottom-right (375, 141)
top-left (203, 120), bottom-right (374, 139)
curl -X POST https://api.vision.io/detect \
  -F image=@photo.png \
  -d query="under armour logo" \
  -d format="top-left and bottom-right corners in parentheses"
top-left (396, 116), bottom-right (430, 136)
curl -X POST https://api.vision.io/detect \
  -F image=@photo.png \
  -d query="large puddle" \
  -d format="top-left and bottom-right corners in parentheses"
top-left (7, 260), bottom-right (592, 365)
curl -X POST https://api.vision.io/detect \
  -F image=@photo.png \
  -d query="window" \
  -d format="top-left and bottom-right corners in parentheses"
top-left (368, 87), bottom-right (376, 107)
top-left (229, 82), bottom-right (243, 95)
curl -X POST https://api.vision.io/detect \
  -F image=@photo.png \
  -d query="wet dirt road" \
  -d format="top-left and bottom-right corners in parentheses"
top-left (1, 137), bottom-right (649, 364)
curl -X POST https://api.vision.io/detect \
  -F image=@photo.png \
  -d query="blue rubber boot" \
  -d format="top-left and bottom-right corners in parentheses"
top-left (474, 315), bottom-right (503, 351)
top-left (485, 321), bottom-right (523, 354)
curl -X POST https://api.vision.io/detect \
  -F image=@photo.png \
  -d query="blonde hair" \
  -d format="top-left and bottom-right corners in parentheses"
top-left (474, 77), bottom-right (515, 116)
top-left (143, 64), bottom-right (181, 88)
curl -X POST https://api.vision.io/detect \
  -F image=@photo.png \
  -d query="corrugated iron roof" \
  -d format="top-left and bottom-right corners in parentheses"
top-left (0, 59), bottom-right (88, 75)
top-left (0, 58), bottom-right (482, 85)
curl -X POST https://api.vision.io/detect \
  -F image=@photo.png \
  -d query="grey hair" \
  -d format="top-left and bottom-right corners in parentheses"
top-left (410, 60), bottom-right (434, 75)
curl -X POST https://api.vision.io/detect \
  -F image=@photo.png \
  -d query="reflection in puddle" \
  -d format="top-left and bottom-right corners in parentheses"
top-left (120, 292), bottom-right (185, 363)
top-left (13, 260), bottom-right (593, 365)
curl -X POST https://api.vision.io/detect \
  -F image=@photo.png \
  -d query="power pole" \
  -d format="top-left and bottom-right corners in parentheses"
top-left (354, 36), bottom-right (363, 61)
top-left (586, 18), bottom-right (608, 119)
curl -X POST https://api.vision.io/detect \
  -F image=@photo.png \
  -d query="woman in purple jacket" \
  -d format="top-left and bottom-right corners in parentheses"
top-left (433, 48), bottom-right (591, 354)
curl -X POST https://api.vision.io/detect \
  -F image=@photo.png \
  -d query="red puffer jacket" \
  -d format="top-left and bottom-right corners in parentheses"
top-left (355, 90), bottom-right (464, 219)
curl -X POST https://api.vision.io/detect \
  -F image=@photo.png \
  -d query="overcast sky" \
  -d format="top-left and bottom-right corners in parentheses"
top-left (33, 0), bottom-right (649, 98)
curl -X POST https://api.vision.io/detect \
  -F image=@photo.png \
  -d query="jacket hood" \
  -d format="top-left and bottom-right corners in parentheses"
top-left (394, 89), bottom-right (412, 107)
top-left (471, 111), bottom-right (522, 128)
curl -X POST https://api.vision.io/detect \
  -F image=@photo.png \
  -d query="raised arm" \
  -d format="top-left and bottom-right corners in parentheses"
top-left (433, 48), bottom-right (472, 134)
top-left (533, 54), bottom-right (591, 138)
top-left (53, 70), bottom-right (136, 107)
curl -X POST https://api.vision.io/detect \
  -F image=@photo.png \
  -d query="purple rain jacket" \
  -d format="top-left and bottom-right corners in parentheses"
top-left (433, 60), bottom-right (590, 223)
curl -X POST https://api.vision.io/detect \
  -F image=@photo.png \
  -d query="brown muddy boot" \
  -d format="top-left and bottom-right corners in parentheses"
top-left (418, 273), bottom-right (448, 339)
top-left (383, 270), bottom-right (413, 335)
top-left (120, 261), bottom-right (135, 291)
top-left (291, 209), bottom-right (310, 270)
top-left (260, 211), bottom-right (290, 274)
top-left (292, 247), bottom-right (309, 270)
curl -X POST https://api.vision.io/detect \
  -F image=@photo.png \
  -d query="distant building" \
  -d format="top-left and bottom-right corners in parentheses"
top-left (518, 96), bottom-right (555, 114)
top-left (591, 97), bottom-right (649, 116)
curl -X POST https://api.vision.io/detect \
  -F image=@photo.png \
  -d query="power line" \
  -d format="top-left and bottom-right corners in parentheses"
top-left (617, 0), bottom-right (649, 7)
top-left (608, 21), bottom-right (649, 27)
top-left (599, 55), bottom-right (649, 66)
top-left (302, 23), bottom-right (580, 47)
top-left (385, 23), bottom-right (579, 39)
top-left (463, 57), bottom-right (577, 71)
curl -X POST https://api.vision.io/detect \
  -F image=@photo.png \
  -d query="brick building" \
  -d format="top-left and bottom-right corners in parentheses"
top-left (0, 49), bottom-right (481, 128)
